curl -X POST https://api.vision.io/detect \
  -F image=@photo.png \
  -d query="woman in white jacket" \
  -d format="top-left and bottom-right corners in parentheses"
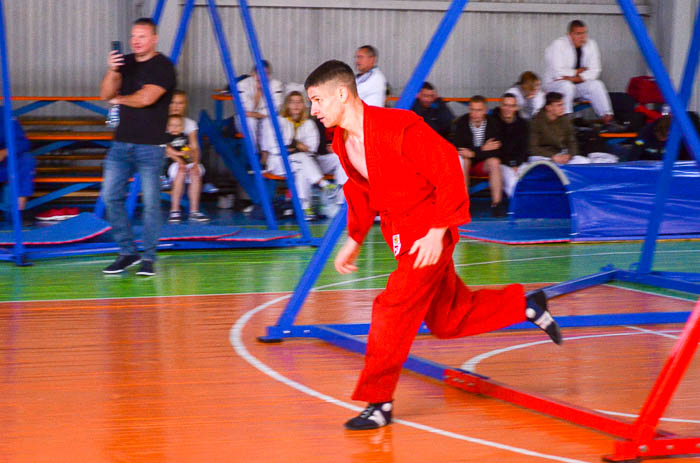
top-left (261, 91), bottom-right (336, 217)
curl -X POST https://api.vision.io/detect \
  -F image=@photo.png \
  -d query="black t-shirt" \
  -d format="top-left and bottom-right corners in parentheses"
top-left (115, 53), bottom-right (176, 145)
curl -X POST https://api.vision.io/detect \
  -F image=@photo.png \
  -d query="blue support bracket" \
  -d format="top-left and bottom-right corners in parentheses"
top-left (263, 0), bottom-right (471, 340)
top-left (168, 0), bottom-right (195, 65)
top-left (205, 0), bottom-right (278, 230)
top-left (236, 0), bottom-right (312, 240)
top-left (12, 100), bottom-right (53, 117)
top-left (636, 4), bottom-right (700, 274)
top-left (0, 0), bottom-right (25, 265)
top-left (25, 182), bottom-right (98, 210)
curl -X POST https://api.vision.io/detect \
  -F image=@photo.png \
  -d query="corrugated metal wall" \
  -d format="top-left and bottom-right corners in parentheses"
top-left (177, 3), bottom-right (650, 117)
top-left (1, 0), bottom-right (658, 118)
top-left (2, 0), bottom-right (131, 116)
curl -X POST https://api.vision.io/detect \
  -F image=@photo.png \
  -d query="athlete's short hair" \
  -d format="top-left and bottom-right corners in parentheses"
top-left (304, 60), bottom-right (358, 95)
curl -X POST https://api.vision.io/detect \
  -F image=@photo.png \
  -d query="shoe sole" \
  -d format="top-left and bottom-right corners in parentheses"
top-left (103, 259), bottom-right (141, 274)
top-left (136, 271), bottom-right (155, 276)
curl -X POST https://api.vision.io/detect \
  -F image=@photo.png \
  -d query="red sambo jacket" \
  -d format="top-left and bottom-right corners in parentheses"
top-left (332, 103), bottom-right (471, 258)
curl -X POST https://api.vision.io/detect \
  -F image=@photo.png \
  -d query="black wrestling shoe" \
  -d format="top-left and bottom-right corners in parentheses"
top-left (344, 401), bottom-right (393, 430)
top-left (103, 254), bottom-right (141, 274)
top-left (525, 290), bottom-right (563, 345)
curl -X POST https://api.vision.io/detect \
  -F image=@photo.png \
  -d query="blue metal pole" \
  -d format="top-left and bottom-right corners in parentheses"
top-left (168, 0), bottom-right (195, 65)
top-left (0, 0), bottom-right (25, 265)
top-left (264, 0), bottom-right (469, 336)
top-left (236, 0), bottom-right (312, 240)
top-left (394, 0), bottom-right (469, 110)
top-left (151, 0), bottom-right (168, 25)
top-left (618, 0), bottom-right (700, 167)
top-left (637, 4), bottom-right (700, 274)
top-left (206, 0), bottom-right (278, 229)
top-left (261, 204), bottom-right (347, 340)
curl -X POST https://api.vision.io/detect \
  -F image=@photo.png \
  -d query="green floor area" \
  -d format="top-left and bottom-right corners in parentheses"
top-left (0, 224), bottom-right (699, 302)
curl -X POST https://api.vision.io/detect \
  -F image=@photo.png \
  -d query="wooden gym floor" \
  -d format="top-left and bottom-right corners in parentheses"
top-left (1, 225), bottom-right (699, 462)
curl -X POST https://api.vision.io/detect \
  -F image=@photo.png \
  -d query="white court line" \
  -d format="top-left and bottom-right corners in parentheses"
top-left (623, 325), bottom-right (679, 340)
top-left (461, 331), bottom-right (650, 372)
top-left (229, 294), bottom-right (588, 463)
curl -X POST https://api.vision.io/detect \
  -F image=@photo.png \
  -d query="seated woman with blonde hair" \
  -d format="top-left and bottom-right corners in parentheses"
top-left (260, 91), bottom-right (340, 219)
top-left (506, 71), bottom-right (546, 120)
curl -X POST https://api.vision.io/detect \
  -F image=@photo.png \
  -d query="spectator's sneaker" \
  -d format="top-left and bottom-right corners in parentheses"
top-left (36, 208), bottom-right (65, 221)
top-left (188, 211), bottom-right (211, 223)
top-left (322, 183), bottom-right (338, 201)
top-left (202, 182), bottom-right (219, 194)
top-left (345, 402), bottom-right (393, 430)
top-left (168, 210), bottom-right (183, 224)
top-left (61, 207), bottom-right (80, 219)
top-left (136, 260), bottom-right (155, 276)
top-left (491, 202), bottom-right (507, 218)
top-left (103, 255), bottom-right (141, 274)
top-left (525, 290), bottom-right (563, 345)
top-left (304, 207), bottom-right (317, 222)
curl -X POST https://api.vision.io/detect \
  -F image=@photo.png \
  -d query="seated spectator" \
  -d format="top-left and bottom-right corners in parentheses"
top-left (0, 107), bottom-right (34, 220)
top-left (506, 71), bottom-right (545, 120)
top-left (492, 93), bottom-right (529, 198)
top-left (312, 116), bottom-right (348, 207)
top-left (355, 45), bottom-right (387, 107)
top-left (543, 20), bottom-right (614, 124)
top-left (529, 92), bottom-right (589, 164)
top-left (411, 82), bottom-right (455, 140)
top-left (454, 95), bottom-right (506, 217)
top-left (260, 91), bottom-right (337, 219)
top-left (238, 61), bottom-right (284, 149)
top-left (166, 90), bottom-right (209, 224)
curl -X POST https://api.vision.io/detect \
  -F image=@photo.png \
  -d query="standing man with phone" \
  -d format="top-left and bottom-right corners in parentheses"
top-left (100, 17), bottom-right (176, 276)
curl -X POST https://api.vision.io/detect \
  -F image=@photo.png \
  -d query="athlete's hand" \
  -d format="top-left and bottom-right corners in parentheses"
top-left (409, 227), bottom-right (447, 269)
top-left (335, 237), bottom-right (361, 274)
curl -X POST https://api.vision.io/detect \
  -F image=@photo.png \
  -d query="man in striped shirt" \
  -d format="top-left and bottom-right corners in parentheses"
top-left (453, 95), bottom-right (506, 217)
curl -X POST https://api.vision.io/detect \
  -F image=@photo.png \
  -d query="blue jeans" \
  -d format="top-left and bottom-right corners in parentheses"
top-left (102, 141), bottom-right (164, 261)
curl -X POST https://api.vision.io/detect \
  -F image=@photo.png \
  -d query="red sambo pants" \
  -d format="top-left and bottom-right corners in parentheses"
top-left (351, 229), bottom-right (526, 403)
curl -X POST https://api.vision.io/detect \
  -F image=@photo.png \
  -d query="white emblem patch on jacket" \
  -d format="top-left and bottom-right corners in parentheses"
top-left (392, 234), bottom-right (401, 257)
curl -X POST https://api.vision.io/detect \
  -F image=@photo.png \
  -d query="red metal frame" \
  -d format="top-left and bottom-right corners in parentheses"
top-left (446, 298), bottom-right (700, 462)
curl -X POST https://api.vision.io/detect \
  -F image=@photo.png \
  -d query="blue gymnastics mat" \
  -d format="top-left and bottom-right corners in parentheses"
top-left (152, 223), bottom-right (241, 241)
top-left (0, 213), bottom-right (111, 246)
top-left (459, 219), bottom-right (571, 244)
top-left (216, 228), bottom-right (300, 241)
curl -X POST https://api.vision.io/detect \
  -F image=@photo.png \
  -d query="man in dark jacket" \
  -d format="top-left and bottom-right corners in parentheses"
top-left (410, 82), bottom-right (454, 140)
top-left (492, 93), bottom-right (529, 197)
top-left (454, 95), bottom-right (505, 216)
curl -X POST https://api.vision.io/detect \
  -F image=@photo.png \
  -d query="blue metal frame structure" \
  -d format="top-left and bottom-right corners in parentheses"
top-left (0, 0), bottom-right (322, 264)
top-left (0, 0), bottom-right (26, 265)
top-left (265, 0), bottom-right (700, 338)
top-left (262, 3), bottom-right (700, 457)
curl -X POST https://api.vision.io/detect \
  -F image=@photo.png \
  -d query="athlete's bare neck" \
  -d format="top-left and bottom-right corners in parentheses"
top-left (341, 97), bottom-right (368, 179)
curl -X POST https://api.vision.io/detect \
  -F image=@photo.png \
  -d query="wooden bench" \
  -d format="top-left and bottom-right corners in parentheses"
top-left (26, 131), bottom-right (113, 141)
top-left (19, 117), bottom-right (106, 126)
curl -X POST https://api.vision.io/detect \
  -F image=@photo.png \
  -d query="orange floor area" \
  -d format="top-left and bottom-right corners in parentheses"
top-left (0, 286), bottom-right (699, 462)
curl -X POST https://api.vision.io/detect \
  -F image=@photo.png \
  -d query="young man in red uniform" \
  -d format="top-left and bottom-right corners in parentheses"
top-left (305, 61), bottom-right (562, 431)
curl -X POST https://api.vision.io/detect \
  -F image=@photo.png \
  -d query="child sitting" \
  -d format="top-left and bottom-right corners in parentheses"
top-left (165, 113), bottom-right (210, 223)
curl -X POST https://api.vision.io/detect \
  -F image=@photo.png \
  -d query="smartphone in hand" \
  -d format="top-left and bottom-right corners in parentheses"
top-left (111, 40), bottom-right (122, 55)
